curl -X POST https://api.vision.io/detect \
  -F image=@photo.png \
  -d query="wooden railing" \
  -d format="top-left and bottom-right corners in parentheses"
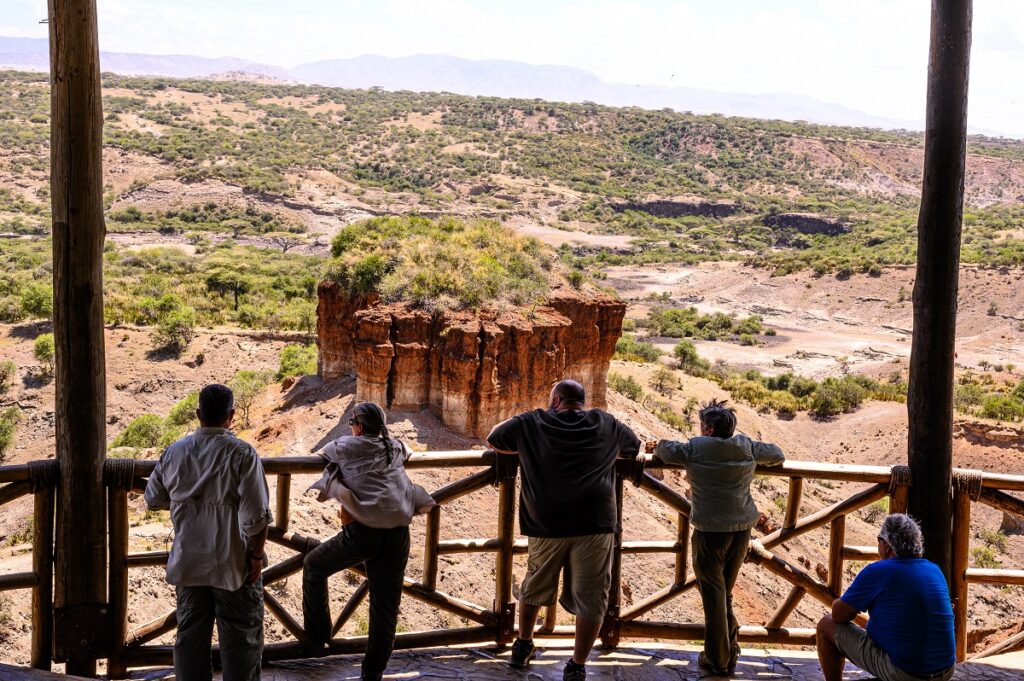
top-left (2, 453), bottom-right (1023, 675)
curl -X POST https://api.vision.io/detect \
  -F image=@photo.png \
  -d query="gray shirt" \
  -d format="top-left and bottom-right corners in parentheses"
top-left (655, 433), bottom-right (785, 533)
top-left (145, 427), bottom-right (273, 591)
top-left (308, 435), bottom-right (435, 529)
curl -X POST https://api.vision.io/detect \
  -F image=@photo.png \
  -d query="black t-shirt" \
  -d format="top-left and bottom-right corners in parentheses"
top-left (487, 408), bottom-right (641, 538)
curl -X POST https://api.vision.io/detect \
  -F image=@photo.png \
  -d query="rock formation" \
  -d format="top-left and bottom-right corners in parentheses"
top-left (762, 212), bottom-right (850, 236)
top-left (317, 282), bottom-right (626, 437)
top-left (613, 199), bottom-right (737, 219)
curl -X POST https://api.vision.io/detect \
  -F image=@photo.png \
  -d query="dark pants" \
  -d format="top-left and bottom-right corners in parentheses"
top-left (692, 529), bottom-right (751, 671)
top-left (175, 578), bottom-right (264, 681)
top-left (303, 523), bottom-right (410, 681)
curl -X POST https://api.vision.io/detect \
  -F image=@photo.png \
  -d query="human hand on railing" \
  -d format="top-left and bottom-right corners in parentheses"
top-left (644, 440), bottom-right (658, 455)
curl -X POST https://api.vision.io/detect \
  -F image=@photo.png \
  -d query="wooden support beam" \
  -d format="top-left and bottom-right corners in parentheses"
top-left (0, 481), bottom-right (32, 506)
top-left (617, 621), bottom-right (817, 646)
top-left (332, 581), bottom-right (369, 637)
top-left (767, 587), bottom-right (806, 629)
top-left (275, 473), bottom-right (291, 532)
top-left (828, 516), bottom-right (846, 596)
top-left (600, 474), bottom-right (625, 648)
top-left (784, 477), bottom-right (803, 529)
top-left (48, 0), bottom-right (108, 674)
top-left (125, 610), bottom-right (177, 648)
top-left (674, 513), bottom-right (690, 586)
top-left (430, 467), bottom-right (495, 505)
top-left (107, 489), bottom-right (129, 679)
top-left (965, 569), bottom-right (1024, 586)
top-left (907, 0), bottom-right (973, 581)
top-left (31, 484), bottom-right (55, 671)
top-left (263, 590), bottom-right (309, 644)
top-left (842, 545), bottom-right (880, 561)
top-left (977, 487), bottom-right (1024, 519)
top-left (494, 472), bottom-right (516, 643)
top-left (125, 551), bottom-right (169, 567)
top-left (951, 486), bottom-right (971, 661)
top-left (422, 506), bottom-right (441, 590)
top-left (760, 483), bottom-right (889, 551)
top-left (0, 572), bottom-right (38, 590)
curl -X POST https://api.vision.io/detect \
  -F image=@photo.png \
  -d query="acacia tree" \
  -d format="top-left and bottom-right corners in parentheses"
top-left (266, 231), bottom-right (307, 253)
top-left (205, 268), bottom-right (253, 310)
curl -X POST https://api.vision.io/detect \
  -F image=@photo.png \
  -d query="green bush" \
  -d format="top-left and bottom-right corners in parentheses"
top-left (608, 372), bottom-right (644, 401)
top-left (810, 377), bottom-right (867, 417)
top-left (154, 307), bottom-right (197, 353)
top-left (278, 344), bottom-right (317, 379)
top-left (971, 546), bottom-right (999, 569)
top-left (0, 296), bottom-right (25, 323)
top-left (738, 333), bottom-right (757, 346)
top-left (229, 370), bottom-right (273, 427)
top-left (981, 395), bottom-right (1024, 421)
top-left (954, 382), bottom-right (985, 411)
top-left (767, 390), bottom-right (800, 416)
top-left (327, 216), bottom-right (556, 309)
top-left (33, 333), bottom-right (54, 374)
top-left (979, 528), bottom-right (1008, 553)
top-left (167, 391), bottom-right (199, 428)
top-left (0, 407), bottom-right (19, 463)
top-left (111, 414), bottom-right (166, 449)
top-left (0, 361), bottom-right (16, 391)
top-left (614, 336), bottom-right (661, 363)
top-left (672, 340), bottom-right (710, 374)
top-left (20, 282), bottom-right (52, 319)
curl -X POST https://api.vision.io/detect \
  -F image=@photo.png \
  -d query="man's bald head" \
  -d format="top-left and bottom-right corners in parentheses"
top-left (549, 379), bottom-right (586, 411)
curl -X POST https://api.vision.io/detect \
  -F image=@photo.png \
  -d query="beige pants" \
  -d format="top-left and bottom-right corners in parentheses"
top-left (834, 622), bottom-right (955, 681)
top-left (520, 533), bottom-right (614, 622)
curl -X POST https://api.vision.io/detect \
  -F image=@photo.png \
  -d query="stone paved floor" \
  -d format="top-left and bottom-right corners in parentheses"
top-left (240, 643), bottom-right (1022, 681)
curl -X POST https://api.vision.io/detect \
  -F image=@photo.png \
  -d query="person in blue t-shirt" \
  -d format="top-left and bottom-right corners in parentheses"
top-left (816, 513), bottom-right (956, 681)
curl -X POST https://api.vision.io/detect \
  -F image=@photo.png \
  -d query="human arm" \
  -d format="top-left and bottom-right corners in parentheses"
top-left (238, 447), bottom-right (273, 584)
top-left (614, 419), bottom-right (641, 459)
top-left (653, 439), bottom-right (693, 466)
top-left (144, 454), bottom-right (171, 510)
top-left (830, 597), bottom-right (860, 623)
top-left (751, 439), bottom-right (785, 466)
top-left (486, 416), bottom-right (521, 455)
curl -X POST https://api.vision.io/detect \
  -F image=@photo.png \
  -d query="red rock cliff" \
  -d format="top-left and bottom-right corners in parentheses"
top-left (317, 282), bottom-right (626, 437)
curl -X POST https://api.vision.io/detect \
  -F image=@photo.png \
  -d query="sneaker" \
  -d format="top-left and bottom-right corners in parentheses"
top-left (508, 638), bottom-right (536, 669)
top-left (563, 659), bottom-right (587, 681)
top-left (698, 652), bottom-right (732, 677)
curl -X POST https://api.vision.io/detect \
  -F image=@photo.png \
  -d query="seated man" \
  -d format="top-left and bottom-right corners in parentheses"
top-left (816, 513), bottom-right (956, 681)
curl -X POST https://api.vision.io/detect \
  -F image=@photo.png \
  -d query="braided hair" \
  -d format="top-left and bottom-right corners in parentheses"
top-left (352, 402), bottom-right (395, 464)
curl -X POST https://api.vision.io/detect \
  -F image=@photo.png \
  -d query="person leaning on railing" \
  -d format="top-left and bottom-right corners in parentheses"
top-left (144, 383), bottom-right (273, 681)
top-left (652, 399), bottom-right (785, 677)
top-left (816, 513), bottom-right (956, 681)
top-left (302, 401), bottom-right (435, 681)
top-left (487, 379), bottom-right (641, 681)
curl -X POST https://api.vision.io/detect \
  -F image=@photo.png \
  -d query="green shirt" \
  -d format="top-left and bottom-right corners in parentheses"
top-left (655, 434), bottom-right (784, 532)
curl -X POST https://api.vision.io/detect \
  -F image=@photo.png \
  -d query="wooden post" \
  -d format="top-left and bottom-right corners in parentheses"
top-left (275, 473), bottom-right (291, 532)
top-left (906, 0), bottom-right (972, 580)
top-left (828, 516), bottom-right (846, 596)
top-left (674, 512), bottom-right (689, 585)
top-left (494, 469), bottom-right (516, 644)
top-left (423, 506), bottom-right (441, 591)
top-left (951, 487), bottom-right (971, 661)
top-left (31, 483), bottom-right (55, 670)
top-left (784, 477), bottom-right (803, 529)
top-left (48, 0), bottom-right (108, 675)
top-left (107, 489), bottom-right (128, 679)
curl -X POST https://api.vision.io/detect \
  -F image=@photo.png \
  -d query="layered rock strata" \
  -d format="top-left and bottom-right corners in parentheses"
top-left (317, 282), bottom-right (625, 437)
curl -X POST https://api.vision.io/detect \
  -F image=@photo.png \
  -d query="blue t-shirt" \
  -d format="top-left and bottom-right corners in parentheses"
top-left (840, 558), bottom-right (955, 675)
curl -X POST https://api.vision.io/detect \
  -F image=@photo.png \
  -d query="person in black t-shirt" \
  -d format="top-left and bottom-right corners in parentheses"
top-left (487, 380), bottom-right (640, 681)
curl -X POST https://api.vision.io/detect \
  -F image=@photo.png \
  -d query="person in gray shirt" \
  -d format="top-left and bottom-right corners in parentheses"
top-left (654, 399), bottom-right (785, 676)
top-left (145, 383), bottom-right (273, 681)
top-left (303, 402), bottom-right (434, 681)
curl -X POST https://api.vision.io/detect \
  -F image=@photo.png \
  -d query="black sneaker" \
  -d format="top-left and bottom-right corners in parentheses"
top-left (563, 659), bottom-right (586, 680)
top-left (508, 638), bottom-right (536, 669)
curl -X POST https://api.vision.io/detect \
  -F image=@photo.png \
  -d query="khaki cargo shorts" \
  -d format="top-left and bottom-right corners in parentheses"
top-left (520, 533), bottom-right (614, 622)
top-left (834, 622), bottom-right (955, 681)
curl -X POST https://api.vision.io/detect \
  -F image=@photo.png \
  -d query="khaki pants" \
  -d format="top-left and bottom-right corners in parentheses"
top-left (174, 578), bottom-right (263, 681)
top-left (692, 529), bottom-right (750, 671)
top-left (834, 622), bottom-right (955, 681)
top-left (520, 533), bottom-right (614, 622)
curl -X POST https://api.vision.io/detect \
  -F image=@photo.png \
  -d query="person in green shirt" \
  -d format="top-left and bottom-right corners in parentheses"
top-left (654, 399), bottom-right (785, 676)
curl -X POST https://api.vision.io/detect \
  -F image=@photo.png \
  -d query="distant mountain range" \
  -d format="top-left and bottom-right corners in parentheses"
top-left (0, 35), bottom-right (923, 132)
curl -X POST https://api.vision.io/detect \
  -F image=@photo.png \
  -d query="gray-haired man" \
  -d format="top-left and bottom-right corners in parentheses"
top-left (816, 514), bottom-right (955, 681)
top-left (145, 384), bottom-right (272, 681)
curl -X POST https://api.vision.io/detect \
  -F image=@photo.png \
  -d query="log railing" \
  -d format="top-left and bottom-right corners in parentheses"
top-left (1, 453), bottom-right (1023, 674)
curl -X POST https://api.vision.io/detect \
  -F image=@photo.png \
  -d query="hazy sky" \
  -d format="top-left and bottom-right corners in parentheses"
top-left (4, 1), bottom-right (1023, 135)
